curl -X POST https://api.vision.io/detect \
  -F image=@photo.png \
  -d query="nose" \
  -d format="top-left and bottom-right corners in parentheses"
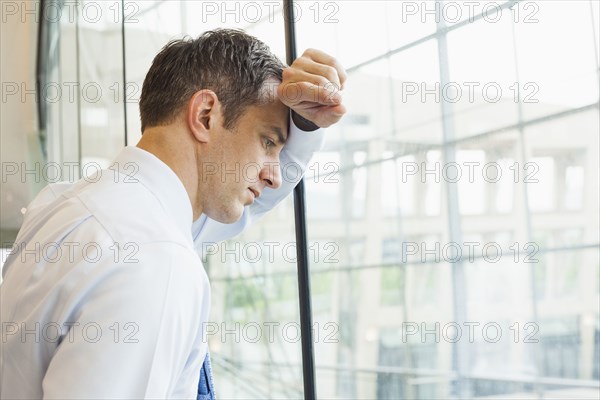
top-left (259, 159), bottom-right (282, 190)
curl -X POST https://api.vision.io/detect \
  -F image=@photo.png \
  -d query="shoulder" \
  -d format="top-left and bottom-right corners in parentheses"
top-left (71, 171), bottom-right (189, 247)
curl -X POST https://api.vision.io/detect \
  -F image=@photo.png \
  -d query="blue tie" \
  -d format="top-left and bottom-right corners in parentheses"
top-left (197, 352), bottom-right (215, 400)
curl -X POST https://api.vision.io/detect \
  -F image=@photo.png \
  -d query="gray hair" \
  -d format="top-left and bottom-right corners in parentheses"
top-left (139, 29), bottom-right (285, 132)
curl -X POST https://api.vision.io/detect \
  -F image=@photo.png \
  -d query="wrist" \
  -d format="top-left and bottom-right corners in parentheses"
top-left (291, 112), bottom-right (320, 132)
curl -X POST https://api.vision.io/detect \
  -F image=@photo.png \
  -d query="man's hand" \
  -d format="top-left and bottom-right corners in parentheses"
top-left (277, 49), bottom-right (347, 129)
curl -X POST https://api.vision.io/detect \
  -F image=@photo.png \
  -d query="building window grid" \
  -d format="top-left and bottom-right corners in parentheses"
top-left (307, 1), bottom-right (598, 397)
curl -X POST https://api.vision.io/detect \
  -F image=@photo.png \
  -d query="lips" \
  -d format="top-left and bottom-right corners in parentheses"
top-left (248, 188), bottom-right (260, 200)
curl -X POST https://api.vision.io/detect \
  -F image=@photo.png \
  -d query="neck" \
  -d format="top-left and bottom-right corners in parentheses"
top-left (136, 126), bottom-right (203, 221)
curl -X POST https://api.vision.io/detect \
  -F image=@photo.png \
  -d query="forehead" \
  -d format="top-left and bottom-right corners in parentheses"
top-left (241, 101), bottom-right (289, 137)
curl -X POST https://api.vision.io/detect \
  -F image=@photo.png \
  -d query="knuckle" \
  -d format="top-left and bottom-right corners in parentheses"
top-left (282, 67), bottom-right (293, 78)
top-left (339, 69), bottom-right (347, 81)
top-left (325, 66), bottom-right (339, 82)
top-left (296, 82), bottom-right (314, 97)
top-left (317, 77), bottom-right (330, 87)
top-left (304, 48), bottom-right (317, 56)
top-left (294, 57), bottom-right (309, 69)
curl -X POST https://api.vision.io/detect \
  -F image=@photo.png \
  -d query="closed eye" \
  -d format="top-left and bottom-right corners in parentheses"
top-left (264, 137), bottom-right (276, 148)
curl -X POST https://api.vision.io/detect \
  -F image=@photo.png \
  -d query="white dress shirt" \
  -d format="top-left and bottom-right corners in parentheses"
top-left (0, 121), bottom-right (324, 399)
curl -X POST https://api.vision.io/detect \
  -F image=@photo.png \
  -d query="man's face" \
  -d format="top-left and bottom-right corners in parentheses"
top-left (201, 99), bottom-right (289, 224)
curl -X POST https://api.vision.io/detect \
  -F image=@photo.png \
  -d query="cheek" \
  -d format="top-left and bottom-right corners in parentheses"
top-left (243, 162), bottom-right (262, 183)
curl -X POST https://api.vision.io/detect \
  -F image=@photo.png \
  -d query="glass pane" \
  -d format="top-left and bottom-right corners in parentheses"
top-left (524, 108), bottom-right (600, 244)
top-left (296, 1), bottom-right (599, 399)
top-left (513, 0), bottom-right (599, 119)
top-left (386, 0), bottom-right (436, 48)
top-left (124, 0), bottom-right (185, 143)
top-left (446, 13), bottom-right (520, 140)
top-left (296, 1), bottom-right (389, 69)
top-left (455, 129), bottom-right (520, 219)
top-left (389, 39), bottom-right (443, 145)
top-left (205, 215), bottom-right (304, 399)
top-left (78, 0), bottom-right (125, 168)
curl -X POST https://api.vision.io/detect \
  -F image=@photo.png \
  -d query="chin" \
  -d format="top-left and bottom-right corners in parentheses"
top-left (221, 213), bottom-right (243, 224)
top-left (209, 204), bottom-right (244, 224)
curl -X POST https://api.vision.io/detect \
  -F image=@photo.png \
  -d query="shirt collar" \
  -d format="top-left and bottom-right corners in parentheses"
top-left (110, 146), bottom-right (194, 241)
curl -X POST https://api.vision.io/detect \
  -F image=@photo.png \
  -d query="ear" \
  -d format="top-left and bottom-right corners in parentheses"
top-left (187, 89), bottom-right (220, 143)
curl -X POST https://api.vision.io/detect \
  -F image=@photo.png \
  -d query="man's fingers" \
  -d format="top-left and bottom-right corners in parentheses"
top-left (302, 103), bottom-right (347, 128)
top-left (301, 48), bottom-right (347, 90)
top-left (292, 57), bottom-right (341, 90)
top-left (314, 103), bottom-right (347, 118)
top-left (288, 103), bottom-right (346, 128)
top-left (280, 48), bottom-right (347, 128)
top-left (279, 81), bottom-right (341, 106)
top-left (281, 67), bottom-right (342, 104)
top-left (283, 68), bottom-right (334, 91)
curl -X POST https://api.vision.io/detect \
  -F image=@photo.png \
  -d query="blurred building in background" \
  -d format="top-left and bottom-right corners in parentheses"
top-left (1, 1), bottom-right (598, 399)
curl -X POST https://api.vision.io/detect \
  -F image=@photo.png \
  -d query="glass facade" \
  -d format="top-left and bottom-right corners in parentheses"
top-left (4, 0), bottom-right (599, 398)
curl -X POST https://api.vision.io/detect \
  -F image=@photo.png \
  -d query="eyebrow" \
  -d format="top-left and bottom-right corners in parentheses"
top-left (268, 126), bottom-right (287, 145)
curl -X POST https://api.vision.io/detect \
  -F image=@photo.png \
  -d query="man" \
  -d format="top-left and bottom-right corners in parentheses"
top-left (0, 29), bottom-right (346, 398)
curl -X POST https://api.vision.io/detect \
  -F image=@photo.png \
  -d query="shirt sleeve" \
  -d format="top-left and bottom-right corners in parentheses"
top-left (192, 115), bottom-right (326, 248)
top-left (41, 242), bottom-right (208, 399)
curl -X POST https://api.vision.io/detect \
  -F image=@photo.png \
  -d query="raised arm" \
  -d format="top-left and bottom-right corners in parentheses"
top-left (192, 49), bottom-right (346, 248)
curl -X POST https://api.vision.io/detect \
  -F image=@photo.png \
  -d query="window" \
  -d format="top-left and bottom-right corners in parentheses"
top-left (33, 1), bottom-right (600, 398)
